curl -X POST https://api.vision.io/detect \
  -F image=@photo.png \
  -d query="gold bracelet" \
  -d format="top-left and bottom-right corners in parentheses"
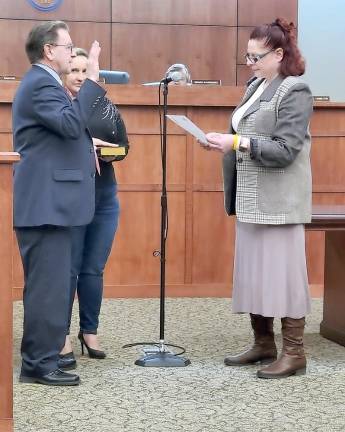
top-left (232, 134), bottom-right (240, 151)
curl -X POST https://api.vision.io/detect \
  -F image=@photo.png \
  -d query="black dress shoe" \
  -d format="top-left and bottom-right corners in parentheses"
top-left (19, 369), bottom-right (80, 386)
top-left (58, 352), bottom-right (77, 370)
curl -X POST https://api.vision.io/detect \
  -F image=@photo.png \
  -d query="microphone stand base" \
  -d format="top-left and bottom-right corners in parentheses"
top-left (135, 352), bottom-right (191, 368)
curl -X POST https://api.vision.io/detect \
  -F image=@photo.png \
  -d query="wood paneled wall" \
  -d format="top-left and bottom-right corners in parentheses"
top-left (0, 0), bottom-right (297, 85)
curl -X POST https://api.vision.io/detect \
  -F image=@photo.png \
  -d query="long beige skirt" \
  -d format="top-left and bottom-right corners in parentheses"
top-left (232, 220), bottom-right (311, 318)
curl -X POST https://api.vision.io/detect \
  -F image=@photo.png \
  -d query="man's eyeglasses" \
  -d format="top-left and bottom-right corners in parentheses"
top-left (245, 49), bottom-right (274, 64)
top-left (48, 43), bottom-right (74, 53)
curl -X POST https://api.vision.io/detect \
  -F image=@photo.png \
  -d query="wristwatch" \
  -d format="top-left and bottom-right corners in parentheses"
top-left (239, 137), bottom-right (250, 152)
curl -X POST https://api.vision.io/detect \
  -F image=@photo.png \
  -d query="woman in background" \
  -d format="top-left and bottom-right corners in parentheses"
top-left (200, 18), bottom-right (313, 379)
top-left (59, 48), bottom-right (129, 369)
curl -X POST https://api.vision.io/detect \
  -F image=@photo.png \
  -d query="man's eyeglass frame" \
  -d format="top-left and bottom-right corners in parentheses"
top-left (47, 43), bottom-right (74, 53)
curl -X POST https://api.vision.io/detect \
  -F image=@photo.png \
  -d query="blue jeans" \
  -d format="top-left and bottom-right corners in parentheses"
top-left (68, 184), bottom-right (119, 334)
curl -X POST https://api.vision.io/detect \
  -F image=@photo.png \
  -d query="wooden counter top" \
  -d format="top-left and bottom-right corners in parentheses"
top-left (1, 80), bottom-right (345, 108)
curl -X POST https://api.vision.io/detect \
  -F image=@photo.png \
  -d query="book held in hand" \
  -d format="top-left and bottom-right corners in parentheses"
top-left (97, 146), bottom-right (127, 157)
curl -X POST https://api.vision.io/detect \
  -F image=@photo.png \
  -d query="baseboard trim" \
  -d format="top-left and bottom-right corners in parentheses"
top-left (320, 321), bottom-right (345, 346)
top-left (13, 284), bottom-right (324, 300)
top-left (309, 284), bottom-right (324, 297)
top-left (0, 418), bottom-right (13, 432)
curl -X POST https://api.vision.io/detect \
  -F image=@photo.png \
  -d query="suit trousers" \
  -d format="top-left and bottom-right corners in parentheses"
top-left (68, 184), bottom-right (119, 334)
top-left (15, 225), bottom-right (74, 376)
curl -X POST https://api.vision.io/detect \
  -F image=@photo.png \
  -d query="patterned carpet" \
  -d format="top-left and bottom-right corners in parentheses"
top-left (13, 298), bottom-right (345, 432)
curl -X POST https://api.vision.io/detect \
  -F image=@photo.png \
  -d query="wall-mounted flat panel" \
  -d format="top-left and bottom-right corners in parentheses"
top-left (192, 192), bottom-right (234, 284)
top-left (0, 0), bottom-right (111, 22)
top-left (118, 106), bottom-right (186, 135)
top-left (310, 109), bottom-right (345, 135)
top-left (238, 0), bottom-right (297, 27)
top-left (69, 22), bottom-right (111, 70)
top-left (104, 191), bottom-right (186, 285)
top-left (311, 137), bottom-right (345, 192)
top-left (312, 193), bottom-right (345, 205)
top-left (193, 145), bottom-right (223, 187)
top-left (236, 65), bottom-right (252, 86)
top-left (190, 108), bottom-right (232, 186)
top-left (112, 24), bottom-right (236, 85)
top-left (0, 134), bottom-right (12, 152)
top-left (112, 0), bottom-right (237, 26)
top-left (237, 27), bottom-right (253, 64)
top-left (191, 108), bottom-right (232, 134)
top-left (0, 20), bottom-right (111, 76)
top-left (115, 134), bottom-right (186, 186)
top-left (0, 106), bottom-right (12, 132)
top-left (305, 231), bottom-right (324, 285)
top-left (0, 21), bottom-right (31, 76)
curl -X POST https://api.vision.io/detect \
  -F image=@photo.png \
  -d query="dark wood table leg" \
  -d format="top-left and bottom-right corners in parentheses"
top-left (320, 230), bottom-right (345, 346)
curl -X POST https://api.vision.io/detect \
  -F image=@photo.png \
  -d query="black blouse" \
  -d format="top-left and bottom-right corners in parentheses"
top-left (88, 96), bottom-right (129, 188)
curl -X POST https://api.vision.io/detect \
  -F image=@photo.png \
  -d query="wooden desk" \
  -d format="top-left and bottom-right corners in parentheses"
top-left (0, 152), bottom-right (19, 432)
top-left (307, 205), bottom-right (345, 346)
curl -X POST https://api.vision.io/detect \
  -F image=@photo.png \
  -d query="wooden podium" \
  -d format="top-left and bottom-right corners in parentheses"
top-left (307, 205), bottom-right (345, 346)
top-left (0, 152), bottom-right (19, 432)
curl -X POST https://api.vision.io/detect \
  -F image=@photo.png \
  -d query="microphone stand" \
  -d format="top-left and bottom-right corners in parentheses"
top-left (124, 80), bottom-right (190, 367)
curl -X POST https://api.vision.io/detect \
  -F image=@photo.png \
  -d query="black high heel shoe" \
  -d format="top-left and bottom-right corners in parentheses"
top-left (78, 331), bottom-right (106, 359)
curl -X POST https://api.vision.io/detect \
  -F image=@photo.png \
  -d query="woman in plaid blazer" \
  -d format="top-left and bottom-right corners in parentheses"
top-left (200, 18), bottom-right (313, 379)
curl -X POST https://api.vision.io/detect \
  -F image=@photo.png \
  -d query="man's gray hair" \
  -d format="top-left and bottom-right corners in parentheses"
top-left (25, 21), bottom-right (69, 64)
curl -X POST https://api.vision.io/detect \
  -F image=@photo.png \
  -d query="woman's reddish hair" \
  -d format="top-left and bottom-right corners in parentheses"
top-left (250, 17), bottom-right (305, 77)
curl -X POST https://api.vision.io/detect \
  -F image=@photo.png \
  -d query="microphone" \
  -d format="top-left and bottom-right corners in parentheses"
top-left (162, 71), bottom-right (184, 83)
top-left (99, 70), bottom-right (130, 84)
top-left (142, 71), bottom-right (184, 86)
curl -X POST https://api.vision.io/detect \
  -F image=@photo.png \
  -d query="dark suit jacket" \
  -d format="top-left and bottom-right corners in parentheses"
top-left (12, 65), bottom-right (106, 227)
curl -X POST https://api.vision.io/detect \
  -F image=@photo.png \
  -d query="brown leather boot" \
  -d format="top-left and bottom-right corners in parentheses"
top-left (224, 314), bottom-right (277, 366)
top-left (257, 317), bottom-right (306, 379)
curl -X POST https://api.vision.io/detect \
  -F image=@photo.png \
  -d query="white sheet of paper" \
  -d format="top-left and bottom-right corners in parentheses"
top-left (166, 115), bottom-right (208, 144)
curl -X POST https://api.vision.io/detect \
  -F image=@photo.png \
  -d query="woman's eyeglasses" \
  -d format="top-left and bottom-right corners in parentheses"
top-left (245, 49), bottom-right (274, 64)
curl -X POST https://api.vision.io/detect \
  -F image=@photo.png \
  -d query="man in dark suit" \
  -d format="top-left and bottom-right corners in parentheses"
top-left (12, 21), bottom-right (106, 385)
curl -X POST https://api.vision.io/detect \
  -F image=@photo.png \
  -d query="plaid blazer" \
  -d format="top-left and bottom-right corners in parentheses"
top-left (223, 75), bottom-right (313, 224)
